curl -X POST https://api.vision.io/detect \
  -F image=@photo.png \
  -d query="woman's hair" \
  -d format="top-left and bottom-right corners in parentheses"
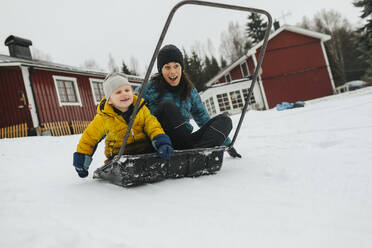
top-left (150, 71), bottom-right (194, 101)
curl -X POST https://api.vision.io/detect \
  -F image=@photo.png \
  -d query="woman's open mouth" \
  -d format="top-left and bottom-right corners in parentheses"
top-left (169, 75), bottom-right (178, 82)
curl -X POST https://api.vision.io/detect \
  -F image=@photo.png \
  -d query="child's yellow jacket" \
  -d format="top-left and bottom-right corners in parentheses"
top-left (76, 95), bottom-right (165, 159)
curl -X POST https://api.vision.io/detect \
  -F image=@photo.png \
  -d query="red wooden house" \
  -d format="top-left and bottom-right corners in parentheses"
top-left (201, 25), bottom-right (335, 115)
top-left (0, 35), bottom-right (142, 135)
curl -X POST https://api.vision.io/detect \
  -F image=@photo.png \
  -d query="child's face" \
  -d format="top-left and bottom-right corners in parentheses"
top-left (108, 85), bottom-right (133, 112)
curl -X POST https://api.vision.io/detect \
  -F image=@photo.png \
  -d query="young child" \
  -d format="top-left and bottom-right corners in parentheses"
top-left (73, 73), bottom-right (173, 178)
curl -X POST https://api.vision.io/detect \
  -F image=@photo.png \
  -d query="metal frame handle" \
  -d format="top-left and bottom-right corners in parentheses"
top-left (117, 0), bottom-right (273, 159)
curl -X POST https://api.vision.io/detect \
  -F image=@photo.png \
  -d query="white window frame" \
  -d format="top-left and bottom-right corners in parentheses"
top-left (89, 78), bottom-right (104, 104)
top-left (209, 96), bottom-right (216, 115)
top-left (204, 97), bottom-right (217, 116)
top-left (240, 61), bottom-right (250, 78)
top-left (242, 88), bottom-right (256, 105)
top-left (229, 90), bottom-right (244, 109)
top-left (52, 75), bottom-right (82, 107)
top-left (225, 73), bottom-right (231, 83)
top-left (204, 99), bottom-right (211, 115)
top-left (216, 92), bottom-right (232, 112)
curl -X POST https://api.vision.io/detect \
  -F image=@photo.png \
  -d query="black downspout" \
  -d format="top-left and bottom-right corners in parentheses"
top-left (27, 66), bottom-right (42, 134)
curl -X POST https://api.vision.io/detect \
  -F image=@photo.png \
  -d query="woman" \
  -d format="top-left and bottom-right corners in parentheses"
top-left (135, 44), bottom-right (241, 158)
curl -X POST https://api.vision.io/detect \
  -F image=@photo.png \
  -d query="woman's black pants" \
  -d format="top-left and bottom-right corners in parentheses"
top-left (155, 101), bottom-right (232, 150)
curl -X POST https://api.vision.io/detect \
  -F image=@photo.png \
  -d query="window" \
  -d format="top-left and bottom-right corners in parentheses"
top-left (204, 97), bottom-right (217, 116)
top-left (53, 75), bottom-right (82, 106)
top-left (89, 78), bottom-right (104, 104)
top-left (242, 88), bottom-right (256, 105)
top-left (204, 99), bottom-right (211, 115)
top-left (229, 90), bottom-right (244, 109)
top-left (240, 62), bottom-right (249, 78)
top-left (209, 97), bottom-right (216, 115)
top-left (225, 73), bottom-right (231, 83)
top-left (217, 93), bottom-right (231, 112)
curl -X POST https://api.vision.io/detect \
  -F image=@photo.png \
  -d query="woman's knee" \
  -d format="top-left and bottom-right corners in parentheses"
top-left (213, 113), bottom-right (232, 131)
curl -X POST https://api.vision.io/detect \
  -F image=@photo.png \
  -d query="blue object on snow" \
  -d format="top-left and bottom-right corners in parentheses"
top-left (293, 101), bottom-right (305, 108)
top-left (276, 102), bottom-right (294, 111)
top-left (276, 101), bottom-right (305, 111)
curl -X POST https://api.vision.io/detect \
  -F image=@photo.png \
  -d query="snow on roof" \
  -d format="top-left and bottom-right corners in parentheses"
top-left (205, 25), bottom-right (331, 87)
top-left (0, 54), bottom-right (106, 76)
top-left (0, 54), bottom-right (144, 83)
top-left (201, 77), bottom-right (252, 95)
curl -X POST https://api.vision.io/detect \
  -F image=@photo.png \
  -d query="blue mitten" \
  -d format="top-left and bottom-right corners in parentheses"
top-left (158, 144), bottom-right (173, 160)
top-left (73, 152), bottom-right (92, 178)
top-left (152, 134), bottom-right (174, 160)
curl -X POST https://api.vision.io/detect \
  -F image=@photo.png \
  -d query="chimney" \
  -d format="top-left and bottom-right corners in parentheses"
top-left (274, 20), bottom-right (280, 31)
top-left (4, 35), bottom-right (33, 60)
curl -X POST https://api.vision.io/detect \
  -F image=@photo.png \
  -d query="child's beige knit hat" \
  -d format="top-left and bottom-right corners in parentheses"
top-left (103, 72), bottom-right (130, 99)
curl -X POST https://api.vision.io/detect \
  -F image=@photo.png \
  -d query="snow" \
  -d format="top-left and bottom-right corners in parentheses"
top-left (1, 87), bottom-right (372, 248)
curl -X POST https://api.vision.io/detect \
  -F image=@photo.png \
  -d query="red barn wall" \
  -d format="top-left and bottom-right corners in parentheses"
top-left (216, 58), bottom-right (252, 84)
top-left (31, 69), bottom-right (103, 124)
top-left (258, 31), bottom-right (333, 108)
top-left (247, 58), bottom-right (255, 75)
top-left (229, 65), bottom-right (243, 80)
top-left (0, 67), bottom-right (32, 129)
top-left (218, 76), bottom-right (225, 84)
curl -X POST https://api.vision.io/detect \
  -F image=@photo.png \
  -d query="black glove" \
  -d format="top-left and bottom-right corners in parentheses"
top-left (227, 147), bottom-right (242, 158)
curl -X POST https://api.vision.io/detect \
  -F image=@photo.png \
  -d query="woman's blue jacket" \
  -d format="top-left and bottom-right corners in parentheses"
top-left (135, 82), bottom-right (210, 133)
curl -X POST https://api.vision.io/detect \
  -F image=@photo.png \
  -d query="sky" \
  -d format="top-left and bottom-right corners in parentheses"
top-left (0, 0), bottom-right (363, 74)
top-left (1, 86), bottom-right (372, 247)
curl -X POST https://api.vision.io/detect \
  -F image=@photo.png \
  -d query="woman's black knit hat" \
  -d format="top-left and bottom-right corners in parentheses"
top-left (157, 44), bottom-right (184, 73)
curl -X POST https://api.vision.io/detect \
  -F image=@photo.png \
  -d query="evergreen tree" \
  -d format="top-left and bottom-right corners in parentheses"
top-left (244, 40), bottom-right (253, 52)
top-left (210, 56), bottom-right (220, 75)
top-left (246, 13), bottom-right (268, 44)
top-left (353, 0), bottom-right (372, 77)
top-left (121, 61), bottom-right (131, 75)
top-left (201, 56), bottom-right (212, 85)
top-left (186, 51), bottom-right (204, 91)
top-left (183, 49), bottom-right (221, 90)
top-left (341, 29), bottom-right (368, 81)
top-left (121, 60), bottom-right (138, 76)
top-left (220, 56), bottom-right (227, 69)
top-left (183, 49), bottom-right (192, 82)
top-left (202, 55), bottom-right (220, 83)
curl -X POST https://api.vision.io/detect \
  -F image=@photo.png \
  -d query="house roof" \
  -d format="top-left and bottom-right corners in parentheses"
top-left (205, 25), bottom-right (331, 87)
top-left (0, 54), bottom-right (144, 83)
top-left (202, 77), bottom-right (252, 92)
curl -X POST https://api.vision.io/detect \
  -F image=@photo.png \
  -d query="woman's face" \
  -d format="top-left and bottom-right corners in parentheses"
top-left (161, 62), bottom-right (182, 87)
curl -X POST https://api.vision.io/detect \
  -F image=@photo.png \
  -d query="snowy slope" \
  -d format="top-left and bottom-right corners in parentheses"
top-left (1, 87), bottom-right (372, 248)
